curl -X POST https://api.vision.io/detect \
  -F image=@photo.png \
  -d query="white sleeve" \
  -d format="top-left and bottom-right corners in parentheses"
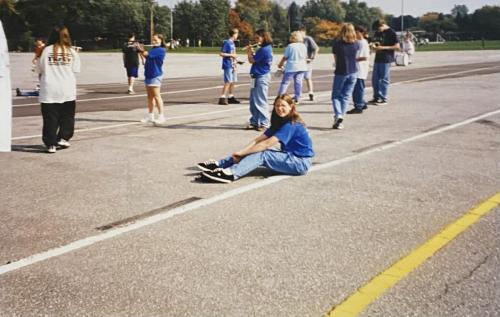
top-left (71, 49), bottom-right (81, 73)
top-left (37, 47), bottom-right (46, 74)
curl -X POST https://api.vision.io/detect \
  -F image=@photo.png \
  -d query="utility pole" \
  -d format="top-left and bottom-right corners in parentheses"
top-left (401, 0), bottom-right (404, 33)
top-left (150, 1), bottom-right (154, 44)
top-left (170, 7), bottom-right (173, 43)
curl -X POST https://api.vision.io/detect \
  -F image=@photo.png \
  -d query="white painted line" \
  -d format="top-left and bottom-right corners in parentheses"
top-left (11, 106), bottom-right (247, 141)
top-left (1, 107), bottom-right (499, 276)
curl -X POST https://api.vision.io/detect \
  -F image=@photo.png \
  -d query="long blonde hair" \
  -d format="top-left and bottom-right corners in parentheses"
top-left (339, 23), bottom-right (356, 44)
top-left (289, 31), bottom-right (303, 43)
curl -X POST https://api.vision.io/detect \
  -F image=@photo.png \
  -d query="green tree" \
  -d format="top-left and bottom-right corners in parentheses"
top-left (236, 0), bottom-right (271, 30)
top-left (342, 0), bottom-right (373, 28)
top-left (173, 0), bottom-right (198, 43)
top-left (197, 0), bottom-right (230, 46)
top-left (269, 2), bottom-right (288, 45)
top-left (288, 1), bottom-right (301, 31)
top-left (302, 0), bottom-right (345, 22)
top-left (471, 5), bottom-right (500, 39)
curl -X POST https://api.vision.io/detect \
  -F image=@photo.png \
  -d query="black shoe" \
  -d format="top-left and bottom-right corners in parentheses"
top-left (332, 118), bottom-right (344, 129)
top-left (309, 93), bottom-right (314, 101)
top-left (218, 97), bottom-right (228, 105)
top-left (16, 88), bottom-right (22, 96)
top-left (197, 159), bottom-right (219, 172)
top-left (375, 99), bottom-right (388, 106)
top-left (227, 96), bottom-right (241, 104)
top-left (347, 108), bottom-right (363, 114)
top-left (202, 168), bottom-right (234, 183)
top-left (362, 105), bottom-right (368, 110)
top-left (368, 98), bottom-right (379, 104)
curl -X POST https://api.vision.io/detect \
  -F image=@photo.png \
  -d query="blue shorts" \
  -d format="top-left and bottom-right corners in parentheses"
top-left (145, 75), bottom-right (163, 87)
top-left (126, 66), bottom-right (139, 78)
top-left (223, 68), bottom-right (237, 83)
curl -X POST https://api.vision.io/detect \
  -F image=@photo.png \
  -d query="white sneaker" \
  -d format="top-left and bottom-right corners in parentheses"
top-left (154, 115), bottom-right (166, 124)
top-left (57, 139), bottom-right (71, 148)
top-left (127, 89), bottom-right (135, 95)
top-left (47, 145), bottom-right (56, 153)
top-left (140, 114), bottom-right (154, 123)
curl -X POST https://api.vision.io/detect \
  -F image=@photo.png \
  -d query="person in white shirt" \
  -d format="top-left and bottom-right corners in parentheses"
top-left (277, 31), bottom-right (308, 104)
top-left (38, 25), bottom-right (81, 153)
top-left (347, 25), bottom-right (370, 114)
top-left (401, 32), bottom-right (415, 64)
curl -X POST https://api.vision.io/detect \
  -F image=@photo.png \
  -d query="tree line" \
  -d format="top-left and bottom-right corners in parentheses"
top-left (1, 0), bottom-right (499, 51)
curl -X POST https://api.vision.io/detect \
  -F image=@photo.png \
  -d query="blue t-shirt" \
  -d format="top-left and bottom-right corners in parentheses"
top-left (221, 39), bottom-right (235, 70)
top-left (264, 122), bottom-right (314, 158)
top-left (332, 40), bottom-right (360, 75)
top-left (144, 46), bottom-right (166, 79)
top-left (250, 44), bottom-right (273, 77)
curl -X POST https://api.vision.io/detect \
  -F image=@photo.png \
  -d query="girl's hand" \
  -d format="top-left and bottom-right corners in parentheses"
top-left (232, 152), bottom-right (244, 163)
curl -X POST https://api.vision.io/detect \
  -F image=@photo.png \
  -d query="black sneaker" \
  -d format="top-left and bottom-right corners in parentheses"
top-left (309, 93), bottom-right (314, 101)
top-left (218, 97), bottom-right (228, 105)
top-left (197, 159), bottom-right (219, 172)
top-left (375, 99), bottom-right (388, 106)
top-left (347, 108), bottom-right (363, 114)
top-left (227, 96), bottom-right (241, 104)
top-left (202, 168), bottom-right (234, 183)
top-left (16, 88), bottom-right (22, 96)
top-left (332, 118), bottom-right (344, 129)
top-left (362, 105), bottom-right (368, 110)
top-left (368, 98), bottom-right (379, 104)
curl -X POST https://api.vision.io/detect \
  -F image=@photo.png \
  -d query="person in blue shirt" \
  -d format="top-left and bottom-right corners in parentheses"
top-left (138, 33), bottom-right (166, 124)
top-left (246, 29), bottom-right (273, 131)
top-left (218, 28), bottom-right (241, 105)
top-left (331, 23), bottom-right (360, 130)
top-left (196, 94), bottom-right (314, 183)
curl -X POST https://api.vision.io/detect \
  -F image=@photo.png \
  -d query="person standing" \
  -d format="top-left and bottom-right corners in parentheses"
top-left (138, 33), bottom-right (167, 124)
top-left (122, 33), bottom-right (142, 94)
top-left (246, 29), bottom-right (273, 131)
top-left (331, 23), bottom-right (360, 130)
top-left (370, 19), bottom-right (399, 105)
top-left (299, 26), bottom-right (319, 101)
top-left (38, 25), bottom-right (81, 153)
top-left (277, 31), bottom-right (308, 104)
top-left (0, 19), bottom-right (12, 152)
top-left (218, 28), bottom-right (241, 105)
top-left (347, 25), bottom-right (370, 114)
top-left (401, 31), bottom-right (415, 64)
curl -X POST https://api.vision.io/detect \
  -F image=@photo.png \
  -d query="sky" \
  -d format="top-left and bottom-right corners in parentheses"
top-left (158, 0), bottom-right (500, 17)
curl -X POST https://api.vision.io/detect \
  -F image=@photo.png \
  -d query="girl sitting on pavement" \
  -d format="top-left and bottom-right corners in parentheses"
top-left (197, 94), bottom-right (314, 183)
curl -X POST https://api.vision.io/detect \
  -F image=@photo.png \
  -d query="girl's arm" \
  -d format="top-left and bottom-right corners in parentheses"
top-left (232, 134), bottom-right (279, 162)
top-left (277, 56), bottom-right (287, 69)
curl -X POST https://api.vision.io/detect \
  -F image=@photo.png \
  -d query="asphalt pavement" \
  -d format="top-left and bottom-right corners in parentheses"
top-left (1, 51), bottom-right (499, 316)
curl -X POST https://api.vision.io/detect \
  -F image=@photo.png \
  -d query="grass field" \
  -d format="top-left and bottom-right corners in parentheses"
top-left (415, 40), bottom-right (500, 51)
top-left (91, 40), bottom-right (500, 53)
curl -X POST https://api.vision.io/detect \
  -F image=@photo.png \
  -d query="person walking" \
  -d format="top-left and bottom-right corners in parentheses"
top-left (197, 94), bottom-right (314, 183)
top-left (122, 33), bottom-right (143, 94)
top-left (38, 25), bottom-right (81, 153)
top-left (138, 33), bottom-right (167, 124)
top-left (331, 23), bottom-right (360, 130)
top-left (370, 19), bottom-right (399, 105)
top-left (218, 28), bottom-right (241, 105)
top-left (347, 25), bottom-right (370, 114)
top-left (246, 29), bottom-right (273, 131)
top-left (299, 26), bottom-right (319, 102)
top-left (277, 31), bottom-right (308, 104)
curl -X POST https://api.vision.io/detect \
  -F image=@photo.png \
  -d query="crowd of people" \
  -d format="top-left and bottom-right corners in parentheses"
top-left (27, 19), bottom-right (402, 183)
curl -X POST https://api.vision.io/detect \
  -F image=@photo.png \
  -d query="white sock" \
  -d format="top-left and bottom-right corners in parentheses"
top-left (223, 168), bottom-right (233, 175)
top-left (220, 95), bottom-right (226, 98)
top-left (228, 94), bottom-right (234, 98)
top-left (309, 91), bottom-right (314, 95)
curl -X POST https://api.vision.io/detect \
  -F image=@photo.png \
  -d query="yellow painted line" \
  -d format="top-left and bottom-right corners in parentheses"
top-left (326, 193), bottom-right (499, 317)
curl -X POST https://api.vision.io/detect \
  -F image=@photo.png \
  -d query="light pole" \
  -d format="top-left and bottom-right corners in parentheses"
top-left (401, 0), bottom-right (404, 33)
top-left (150, 1), bottom-right (154, 44)
top-left (170, 6), bottom-right (173, 44)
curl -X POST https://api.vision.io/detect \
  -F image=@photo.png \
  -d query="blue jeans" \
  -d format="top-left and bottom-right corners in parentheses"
top-left (331, 73), bottom-right (357, 118)
top-left (372, 62), bottom-right (391, 101)
top-left (278, 71), bottom-right (306, 100)
top-left (352, 78), bottom-right (366, 109)
top-left (249, 73), bottom-right (270, 127)
top-left (218, 150), bottom-right (312, 180)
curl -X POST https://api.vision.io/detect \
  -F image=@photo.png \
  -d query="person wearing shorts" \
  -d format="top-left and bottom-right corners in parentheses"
top-left (219, 28), bottom-right (240, 105)
top-left (299, 26), bottom-right (319, 101)
top-left (122, 33), bottom-right (143, 94)
top-left (138, 34), bottom-right (166, 124)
